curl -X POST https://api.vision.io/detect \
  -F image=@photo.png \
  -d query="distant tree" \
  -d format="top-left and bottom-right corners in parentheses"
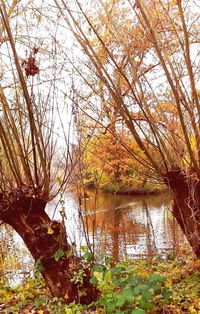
top-left (54, 0), bottom-right (200, 256)
top-left (81, 131), bottom-right (158, 192)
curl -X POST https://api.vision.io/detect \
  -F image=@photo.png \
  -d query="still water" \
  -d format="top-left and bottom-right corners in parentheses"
top-left (47, 189), bottom-right (185, 260)
top-left (0, 190), bottom-right (186, 285)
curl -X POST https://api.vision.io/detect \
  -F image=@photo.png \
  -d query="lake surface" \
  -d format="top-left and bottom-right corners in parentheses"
top-left (47, 189), bottom-right (185, 260)
top-left (0, 189), bottom-right (186, 285)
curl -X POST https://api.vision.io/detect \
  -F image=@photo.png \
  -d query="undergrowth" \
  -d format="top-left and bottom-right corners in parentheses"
top-left (0, 253), bottom-right (200, 314)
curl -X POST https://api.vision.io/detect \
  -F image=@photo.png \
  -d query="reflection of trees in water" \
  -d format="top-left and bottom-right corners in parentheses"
top-left (142, 200), bottom-right (157, 257)
top-left (83, 201), bottom-right (147, 260)
top-left (162, 206), bottom-right (185, 257)
top-left (82, 191), bottom-right (185, 260)
top-left (0, 191), bottom-right (186, 279)
top-left (99, 208), bottom-right (146, 261)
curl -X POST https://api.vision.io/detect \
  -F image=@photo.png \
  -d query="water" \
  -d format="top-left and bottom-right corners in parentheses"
top-left (53, 189), bottom-right (185, 260)
top-left (0, 225), bottom-right (33, 286)
top-left (0, 189), bottom-right (186, 285)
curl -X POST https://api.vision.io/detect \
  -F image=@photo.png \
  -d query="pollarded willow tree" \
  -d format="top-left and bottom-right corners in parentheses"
top-left (0, 0), bottom-right (97, 303)
top-left (54, 0), bottom-right (200, 256)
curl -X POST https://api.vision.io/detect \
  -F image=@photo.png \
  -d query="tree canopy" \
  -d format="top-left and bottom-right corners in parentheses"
top-left (54, 0), bottom-right (200, 256)
top-left (54, 0), bottom-right (200, 176)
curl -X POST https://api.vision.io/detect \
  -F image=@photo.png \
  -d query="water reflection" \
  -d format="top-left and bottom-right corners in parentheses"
top-left (58, 189), bottom-right (186, 260)
top-left (0, 190), bottom-right (186, 285)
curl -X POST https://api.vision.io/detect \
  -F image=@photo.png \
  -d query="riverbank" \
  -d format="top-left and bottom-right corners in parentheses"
top-left (1, 252), bottom-right (199, 313)
top-left (114, 187), bottom-right (169, 196)
top-left (83, 183), bottom-right (168, 196)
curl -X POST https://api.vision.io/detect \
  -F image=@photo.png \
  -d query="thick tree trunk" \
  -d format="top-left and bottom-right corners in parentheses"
top-left (166, 170), bottom-right (200, 257)
top-left (0, 193), bottom-right (98, 304)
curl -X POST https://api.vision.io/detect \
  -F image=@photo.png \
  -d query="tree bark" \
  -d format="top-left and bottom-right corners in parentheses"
top-left (165, 170), bottom-right (200, 257)
top-left (0, 193), bottom-right (98, 304)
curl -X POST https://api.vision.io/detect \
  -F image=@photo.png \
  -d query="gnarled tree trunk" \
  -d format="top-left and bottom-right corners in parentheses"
top-left (0, 193), bottom-right (98, 304)
top-left (166, 170), bottom-right (200, 257)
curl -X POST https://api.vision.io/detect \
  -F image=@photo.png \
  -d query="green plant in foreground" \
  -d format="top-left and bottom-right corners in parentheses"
top-left (1, 252), bottom-right (200, 313)
top-left (90, 262), bottom-right (171, 314)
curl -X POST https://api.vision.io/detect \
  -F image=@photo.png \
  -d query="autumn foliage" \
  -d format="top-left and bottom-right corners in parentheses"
top-left (21, 47), bottom-right (39, 77)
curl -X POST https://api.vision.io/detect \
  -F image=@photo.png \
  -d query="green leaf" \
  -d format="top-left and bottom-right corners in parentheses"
top-left (103, 292), bottom-right (115, 301)
top-left (92, 263), bottom-right (106, 272)
top-left (112, 266), bottom-right (124, 274)
top-left (140, 299), bottom-right (153, 310)
top-left (133, 286), bottom-right (140, 296)
top-left (162, 288), bottom-right (172, 300)
top-left (106, 303), bottom-right (116, 313)
top-left (129, 275), bottom-right (143, 286)
top-left (104, 270), bottom-right (112, 282)
top-left (105, 256), bottom-right (113, 265)
top-left (148, 274), bottom-right (166, 284)
top-left (132, 309), bottom-right (146, 314)
top-left (112, 277), bottom-right (123, 286)
top-left (34, 298), bottom-right (46, 308)
top-left (99, 293), bottom-right (116, 312)
top-left (116, 294), bottom-right (127, 307)
top-left (90, 275), bottom-right (98, 285)
top-left (121, 287), bottom-right (133, 301)
top-left (151, 283), bottom-right (161, 294)
top-left (141, 290), bottom-right (152, 300)
top-left (83, 252), bottom-right (94, 262)
top-left (92, 271), bottom-right (103, 282)
top-left (137, 284), bottom-right (149, 292)
top-left (53, 249), bottom-right (65, 262)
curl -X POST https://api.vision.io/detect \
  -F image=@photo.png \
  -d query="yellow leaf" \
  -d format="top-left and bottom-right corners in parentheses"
top-left (93, 271), bottom-right (103, 281)
top-left (65, 309), bottom-right (73, 314)
top-left (47, 228), bottom-right (54, 234)
top-left (38, 311), bottom-right (44, 314)
top-left (168, 0), bottom-right (177, 5)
